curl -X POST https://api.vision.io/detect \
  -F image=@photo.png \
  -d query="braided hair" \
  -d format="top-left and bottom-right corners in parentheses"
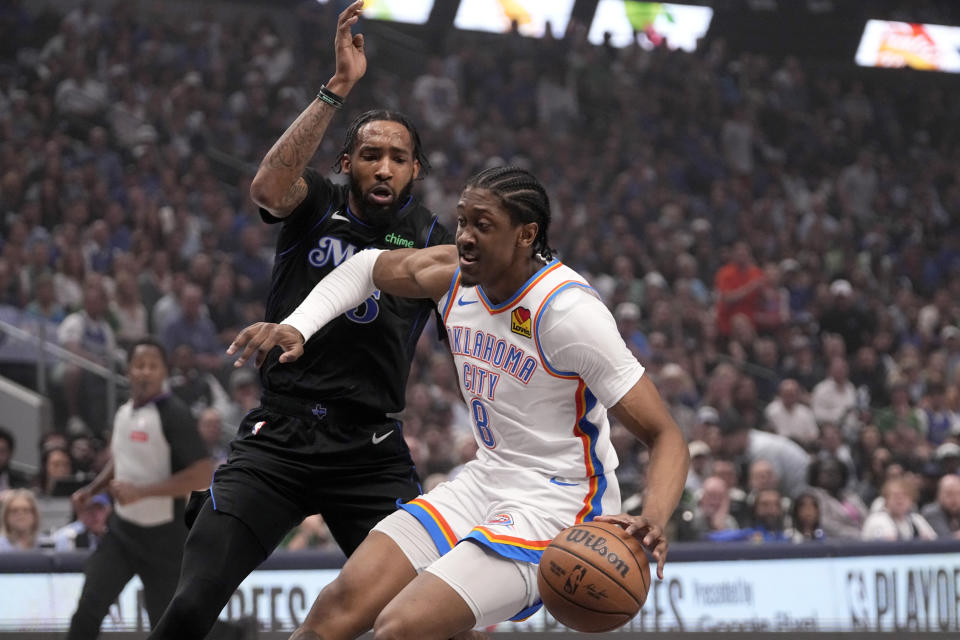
top-left (334, 109), bottom-right (430, 177)
top-left (465, 166), bottom-right (554, 261)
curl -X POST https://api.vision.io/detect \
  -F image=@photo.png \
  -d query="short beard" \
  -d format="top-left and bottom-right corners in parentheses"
top-left (349, 176), bottom-right (414, 227)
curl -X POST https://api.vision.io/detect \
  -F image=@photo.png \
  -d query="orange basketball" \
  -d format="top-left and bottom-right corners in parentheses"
top-left (537, 521), bottom-right (650, 633)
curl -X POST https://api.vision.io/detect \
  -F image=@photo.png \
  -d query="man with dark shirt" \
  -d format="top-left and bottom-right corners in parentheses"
top-left (149, 3), bottom-right (452, 638)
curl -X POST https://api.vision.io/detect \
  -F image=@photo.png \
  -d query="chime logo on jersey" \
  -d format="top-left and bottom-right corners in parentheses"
top-left (510, 307), bottom-right (532, 338)
top-left (252, 421), bottom-right (266, 435)
top-left (485, 513), bottom-right (515, 526)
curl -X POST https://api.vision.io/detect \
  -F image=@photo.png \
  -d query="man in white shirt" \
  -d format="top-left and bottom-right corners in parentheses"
top-left (810, 356), bottom-right (858, 429)
top-left (764, 378), bottom-right (819, 447)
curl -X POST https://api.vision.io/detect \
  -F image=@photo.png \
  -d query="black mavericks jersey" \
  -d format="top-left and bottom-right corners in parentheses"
top-left (259, 168), bottom-right (453, 415)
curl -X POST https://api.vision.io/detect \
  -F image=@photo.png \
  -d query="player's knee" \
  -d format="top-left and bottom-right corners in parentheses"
top-left (371, 609), bottom-right (416, 640)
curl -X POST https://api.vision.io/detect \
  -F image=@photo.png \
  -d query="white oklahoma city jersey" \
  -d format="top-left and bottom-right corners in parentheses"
top-left (438, 259), bottom-right (644, 481)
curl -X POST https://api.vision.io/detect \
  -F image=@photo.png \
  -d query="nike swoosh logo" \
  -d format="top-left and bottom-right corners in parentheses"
top-left (550, 477), bottom-right (579, 487)
top-left (330, 212), bottom-right (349, 222)
top-left (457, 296), bottom-right (478, 306)
top-left (372, 430), bottom-right (394, 445)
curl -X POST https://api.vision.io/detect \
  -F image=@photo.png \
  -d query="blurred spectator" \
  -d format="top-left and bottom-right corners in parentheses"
top-left (936, 442), bottom-right (960, 476)
top-left (613, 302), bottom-right (648, 360)
top-left (692, 405), bottom-right (721, 446)
top-left (764, 378), bottom-right (819, 448)
top-left (707, 488), bottom-right (791, 543)
top-left (111, 271), bottom-right (148, 351)
top-left (922, 382), bottom-right (958, 446)
top-left (788, 491), bottom-right (825, 543)
top-left (714, 242), bottom-right (766, 340)
top-left (196, 408), bottom-right (228, 466)
top-left (0, 489), bottom-right (41, 551)
top-left (836, 149), bottom-right (877, 225)
top-left (658, 363), bottom-right (698, 439)
top-left (25, 273), bottom-right (66, 323)
top-left (921, 474), bottom-right (960, 539)
top-left (819, 280), bottom-right (875, 356)
top-left (56, 273), bottom-right (118, 435)
top-left (710, 458), bottom-right (749, 526)
top-left (810, 356), bottom-right (858, 432)
top-left (817, 421), bottom-right (858, 485)
top-left (875, 382), bottom-right (926, 451)
top-left (0, 427), bottom-right (31, 491)
top-left (861, 478), bottom-right (936, 541)
top-left (36, 445), bottom-right (74, 497)
top-left (850, 345), bottom-right (890, 409)
top-left (68, 433), bottom-right (97, 476)
top-left (676, 475), bottom-right (739, 542)
top-left (161, 283), bottom-right (221, 371)
top-left (807, 456), bottom-right (868, 540)
top-left (781, 336), bottom-right (823, 393)
top-left (207, 269), bottom-right (244, 346)
top-left (51, 492), bottom-right (111, 551)
top-left (222, 367), bottom-right (260, 428)
top-left (168, 345), bottom-right (230, 419)
top-left (685, 440), bottom-right (712, 494)
top-left (0, 258), bottom-right (23, 306)
top-left (412, 57), bottom-right (460, 131)
top-left (718, 419), bottom-right (809, 498)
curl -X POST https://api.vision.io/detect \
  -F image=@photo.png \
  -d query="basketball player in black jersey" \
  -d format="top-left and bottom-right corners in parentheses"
top-left (148, 2), bottom-right (454, 638)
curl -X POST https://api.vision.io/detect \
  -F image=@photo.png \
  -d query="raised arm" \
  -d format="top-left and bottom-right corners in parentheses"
top-left (249, 0), bottom-right (367, 218)
top-left (228, 245), bottom-right (458, 367)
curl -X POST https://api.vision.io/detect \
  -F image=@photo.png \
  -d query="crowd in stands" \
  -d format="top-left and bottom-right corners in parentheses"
top-left (0, 1), bottom-right (959, 552)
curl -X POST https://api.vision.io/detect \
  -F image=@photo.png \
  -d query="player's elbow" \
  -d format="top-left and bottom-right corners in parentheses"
top-left (249, 174), bottom-right (279, 211)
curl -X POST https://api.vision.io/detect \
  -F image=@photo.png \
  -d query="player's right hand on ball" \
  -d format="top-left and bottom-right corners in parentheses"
top-left (594, 513), bottom-right (669, 580)
top-left (227, 322), bottom-right (305, 368)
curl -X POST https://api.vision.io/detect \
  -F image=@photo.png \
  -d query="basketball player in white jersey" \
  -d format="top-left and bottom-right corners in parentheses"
top-left (228, 166), bottom-right (689, 640)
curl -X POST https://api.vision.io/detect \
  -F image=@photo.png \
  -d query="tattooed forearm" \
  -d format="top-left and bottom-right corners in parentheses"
top-left (254, 100), bottom-right (339, 212)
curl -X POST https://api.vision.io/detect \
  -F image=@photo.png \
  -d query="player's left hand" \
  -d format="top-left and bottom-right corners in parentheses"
top-left (594, 513), bottom-right (669, 580)
top-left (109, 480), bottom-right (143, 506)
top-left (227, 322), bottom-right (305, 368)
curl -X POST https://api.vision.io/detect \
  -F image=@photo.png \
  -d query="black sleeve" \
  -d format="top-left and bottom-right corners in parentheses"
top-left (426, 217), bottom-right (455, 247)
top-left (156, 396), bottom-right (209, 473)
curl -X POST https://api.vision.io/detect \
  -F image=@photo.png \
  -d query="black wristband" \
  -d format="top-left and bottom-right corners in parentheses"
top-left (316, 84), bottom-right (345, 110)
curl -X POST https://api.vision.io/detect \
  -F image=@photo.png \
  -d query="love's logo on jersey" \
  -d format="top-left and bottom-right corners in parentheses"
top-left (511, 307), bottom-right (532, 338)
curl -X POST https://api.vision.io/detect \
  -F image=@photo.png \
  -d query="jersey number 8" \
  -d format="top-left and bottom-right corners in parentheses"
top-left (471, 398), bottom-right (496, 448)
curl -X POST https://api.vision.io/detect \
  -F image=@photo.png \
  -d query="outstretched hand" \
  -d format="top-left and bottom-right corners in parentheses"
top-left (227, 322), bottom-right (305, 368)
top-left (333, 0), bottom-right (366, 87)
top-left (594, 512), bottom-right (669, 580)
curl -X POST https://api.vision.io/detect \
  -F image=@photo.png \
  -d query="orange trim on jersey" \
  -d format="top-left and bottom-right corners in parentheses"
top-left (471, 526), bottom-right (553, 550)
top-left (477, 261), bottom-right (563, 314)
top-left (571, 380), bottom-right (600, 522)
top-left (408, 497), bottom-right (458, 549)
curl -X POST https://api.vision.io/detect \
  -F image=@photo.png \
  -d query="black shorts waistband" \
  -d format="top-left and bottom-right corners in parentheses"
top-left (260, 390), bottom-right (388, 424)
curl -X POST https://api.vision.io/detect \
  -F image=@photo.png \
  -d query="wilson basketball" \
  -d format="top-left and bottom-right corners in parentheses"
top-left (537, 521), bottom-right (650, 632)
